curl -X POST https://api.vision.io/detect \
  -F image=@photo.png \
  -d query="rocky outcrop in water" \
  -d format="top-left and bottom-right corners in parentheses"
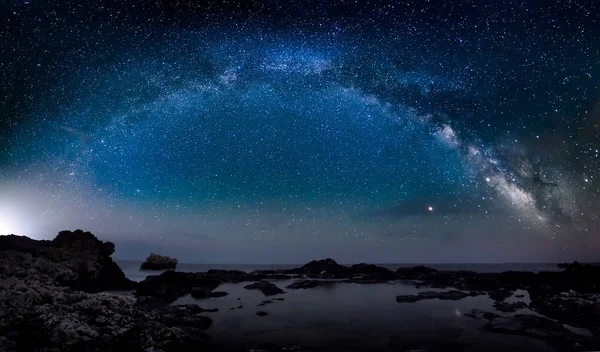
top-left (244, 281), bottom-right (285, 296)
top-left (396, 290), bottom-right (483, 303)
top-left (140, 253), bottom-right (178, 270)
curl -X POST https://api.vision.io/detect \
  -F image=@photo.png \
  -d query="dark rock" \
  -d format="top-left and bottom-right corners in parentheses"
top-left (244, 281), bottom-right (285, 296)
top-left (274, 297), bottom-right (284, 301)
top-left (206, 269), bottom-right (248, 282)
top-left (0, 235), bottom-right (51, 252)
top-left (290, 258), bottom-right (348, 275)
top-left (515, 294), bottom-right (525, 298)
top-left (210, 291), bottom-right (228, 298)
top-left (350, 263), bottom-right (392, 274)
top-left (256, 311), bottom-right (269, 316)
top-left (396, 290), bottom-right (480, 303)
top-left (257, 300), bottom-right (273, 307)
top-left (482, 314), bottom-right (588, 345)
top-left (0, 231), bottom-right (214, 352)
top-left (529, 293), bottom-right (600, 332)
top-left (286, 280), bottom-right (336, 289)
top-left (487, 289), bottom-right (514, 301)
top-left (395, 265), bottom-right (438, 279)
top-left (0, 230), bottom-right (135, 292)
top-left (494, 301), bottom-right (528, 312)
top-left (136, 270), bottom-right (220, 303)
top-left (140, 253), bottom-right (178, 270)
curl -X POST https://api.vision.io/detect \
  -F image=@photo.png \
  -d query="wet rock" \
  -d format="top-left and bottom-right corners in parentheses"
top-left (396, 290), bottom-right (480, 303)
top-left (257, 300), bottom-right (273, 307)
top-left (210, 291), bottom-right (228, 298)
top-left (487, 289), bottom-right (514, 302)
top-left (244, 281), bottom-right (285, 296)
top-left (286, 280), bottom-right (336, 289)
top-left (137, 271), bottom-right (220, 303)
top-left (395, 265), bottom-right (438, 279)
top-left (494, 301), bottom-right (528, 312)
top-left (529, 293), bottom-right (600, 332)
top-left (140, 253), bottom-right (178, 270)
top-left (256, 311), bottom-right (269, 317)
top-left (483, 314), bottom-right (586, 344)
top-left (206, 269), bottom-right (248, 282)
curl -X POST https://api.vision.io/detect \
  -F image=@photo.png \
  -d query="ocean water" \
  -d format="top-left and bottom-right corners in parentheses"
top-left (117, 261), bottom-right (561, 283)
top-left (116, 261), bottom-right (566, 351)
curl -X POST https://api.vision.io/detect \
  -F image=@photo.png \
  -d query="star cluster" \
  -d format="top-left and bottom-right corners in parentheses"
top-left (0, 0), bottom-right (598, 262)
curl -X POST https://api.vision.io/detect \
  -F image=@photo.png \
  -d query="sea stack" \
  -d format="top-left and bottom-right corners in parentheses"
top-left (140, 253), bottom-right (178, 270)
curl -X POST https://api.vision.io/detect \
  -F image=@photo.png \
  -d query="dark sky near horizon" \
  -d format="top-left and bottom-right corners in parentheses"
top-left (0, 0), bottom-right (599, 263)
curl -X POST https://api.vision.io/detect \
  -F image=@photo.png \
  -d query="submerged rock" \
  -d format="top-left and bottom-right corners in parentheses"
top-left (244, 281), bottom-right (285, 296)
top-left (140, 253), bottom-right (178, 270)
top-left (256, 311), bottom-right (269, 317)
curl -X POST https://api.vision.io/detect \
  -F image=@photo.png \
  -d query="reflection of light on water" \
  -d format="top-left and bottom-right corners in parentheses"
top-left (454, 308), bottom-right (461, 317)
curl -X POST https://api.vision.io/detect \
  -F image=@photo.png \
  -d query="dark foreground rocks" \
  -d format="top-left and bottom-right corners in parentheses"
top-left (140, 253), bottom-right (178, 270)
top-left (0, 230), bottom-right (215, 352)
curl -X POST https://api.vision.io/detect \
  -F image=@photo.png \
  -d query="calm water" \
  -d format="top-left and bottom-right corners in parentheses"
top-left (117, 261), bottom-right (561, 283)
top-left (116, 261), bottom-right (568, 351)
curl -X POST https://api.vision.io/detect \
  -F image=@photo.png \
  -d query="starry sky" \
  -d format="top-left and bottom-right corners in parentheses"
top-left (1, 0), bottom-right (599, 263)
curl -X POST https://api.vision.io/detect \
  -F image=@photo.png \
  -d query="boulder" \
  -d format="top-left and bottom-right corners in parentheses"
top-left (140, 253), bottom-right (178, 270)
top-left (243, 281), bottom-right (285, 296)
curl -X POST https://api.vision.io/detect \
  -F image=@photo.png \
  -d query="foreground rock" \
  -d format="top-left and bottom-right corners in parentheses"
top-left (0, 230), bottom-right (215, 352)
top-left (244, 281), bottom-right (285, 296)
top-left (396, 290), bottom-right (482, 303)
top-left (483, 314), bottom-right (588, 344)
top-left (140, 253), bottom-right (178, 270)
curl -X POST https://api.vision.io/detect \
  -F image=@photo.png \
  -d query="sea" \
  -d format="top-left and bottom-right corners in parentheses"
top-left (115, 261), bottom-right (568, 351)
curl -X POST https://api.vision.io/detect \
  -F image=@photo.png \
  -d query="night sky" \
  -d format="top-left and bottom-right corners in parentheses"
top-left (1, 0), bottom-right (599, 263)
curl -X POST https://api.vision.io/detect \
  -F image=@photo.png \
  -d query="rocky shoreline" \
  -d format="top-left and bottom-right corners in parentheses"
top-left (1, 230), bottom-right (599, 351)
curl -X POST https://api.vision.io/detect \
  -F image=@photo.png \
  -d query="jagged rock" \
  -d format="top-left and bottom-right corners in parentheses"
top-left (396, 290), bottom-right (481, 303)
top-left (243, 281), bottom-right (285, 296)
top-left (140, 253), bottom-right (178, 270)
